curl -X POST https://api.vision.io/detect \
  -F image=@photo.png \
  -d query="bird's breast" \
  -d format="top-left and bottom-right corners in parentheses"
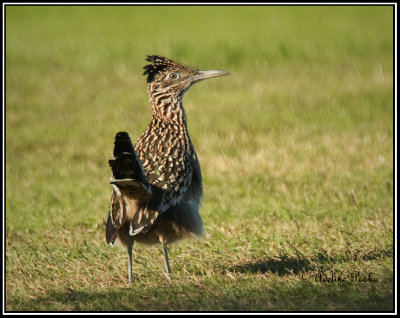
top-left (135, 122), bottom-right (194, 193)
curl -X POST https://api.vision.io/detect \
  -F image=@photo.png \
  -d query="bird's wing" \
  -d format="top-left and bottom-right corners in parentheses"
top-left (143, 151), bottom-right (193, 213)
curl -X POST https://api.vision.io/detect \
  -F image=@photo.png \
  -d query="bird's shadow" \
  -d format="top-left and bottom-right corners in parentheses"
top-left (226, 255), bottom-right (312, 276)
top-left (223, 248), bottom-right (393, 277)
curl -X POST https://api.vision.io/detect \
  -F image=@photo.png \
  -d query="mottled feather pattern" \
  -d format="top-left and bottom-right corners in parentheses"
top-left (107, 56), bottom-right (200, 241)
top-left (135, 120), bottom-right (193, 192)
top-left (106, 54), bottom-right (228, 280)
top-left (136, 59), bottom-right (200, 213)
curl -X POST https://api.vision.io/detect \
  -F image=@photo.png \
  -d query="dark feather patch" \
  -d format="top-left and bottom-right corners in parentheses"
top-left (113, 131), bottom-right (136, 157)
top-left (110, 132), bottom-right (149, 187)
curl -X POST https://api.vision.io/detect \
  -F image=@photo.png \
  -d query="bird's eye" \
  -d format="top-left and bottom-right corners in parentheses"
top-left (169, 72), bottom-right (179, 80)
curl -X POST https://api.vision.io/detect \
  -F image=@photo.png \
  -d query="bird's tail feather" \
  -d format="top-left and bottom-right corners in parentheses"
top-left (112, 131), bottom-right (136, 157)
top-left (106, 132), bottom-right (156, 243)
top-left (109, 132), bottom-right (148, 188)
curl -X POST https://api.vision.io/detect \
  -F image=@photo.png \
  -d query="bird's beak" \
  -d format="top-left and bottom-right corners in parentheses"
top-left (193, 70), bottom-right (230, 82)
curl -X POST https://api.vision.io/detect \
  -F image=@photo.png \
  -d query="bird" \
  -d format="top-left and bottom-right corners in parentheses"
top-left (106, 55), bottom-right (229, 282)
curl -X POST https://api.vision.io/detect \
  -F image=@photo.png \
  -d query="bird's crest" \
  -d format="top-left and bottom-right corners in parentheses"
top-left (143, 55), bottom-right (184, 83)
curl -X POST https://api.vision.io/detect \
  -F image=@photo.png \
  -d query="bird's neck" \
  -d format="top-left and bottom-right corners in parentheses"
top-left (148, 84), bottom-right (187, 128)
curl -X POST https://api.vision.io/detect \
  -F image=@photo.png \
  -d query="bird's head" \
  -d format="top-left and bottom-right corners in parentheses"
top-left (143, 55), bottom-right (229, 98)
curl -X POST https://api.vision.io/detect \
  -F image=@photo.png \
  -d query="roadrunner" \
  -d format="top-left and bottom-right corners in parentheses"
top-left (106, 55), bottom-right (229, 282)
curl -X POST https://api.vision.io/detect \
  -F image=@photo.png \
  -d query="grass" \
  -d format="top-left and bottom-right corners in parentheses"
top-left (5, 5), bottom-right (394, 312)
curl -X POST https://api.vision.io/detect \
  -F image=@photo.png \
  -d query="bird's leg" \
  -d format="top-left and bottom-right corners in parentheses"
top-left (161, 240), bottom-right (171, 275)
top-left (127, 240), bottom-right (134, 283)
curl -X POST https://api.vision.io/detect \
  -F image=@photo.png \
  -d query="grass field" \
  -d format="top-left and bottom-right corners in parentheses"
top-left (5, 5), bottom-right (394, 312)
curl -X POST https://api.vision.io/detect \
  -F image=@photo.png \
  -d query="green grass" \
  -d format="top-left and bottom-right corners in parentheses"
top-left (5, 5), bottom-right (394, 312)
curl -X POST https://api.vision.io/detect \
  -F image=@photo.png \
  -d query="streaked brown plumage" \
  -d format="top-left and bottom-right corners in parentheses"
top-left (106, 55), bottom-right (229, 282)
